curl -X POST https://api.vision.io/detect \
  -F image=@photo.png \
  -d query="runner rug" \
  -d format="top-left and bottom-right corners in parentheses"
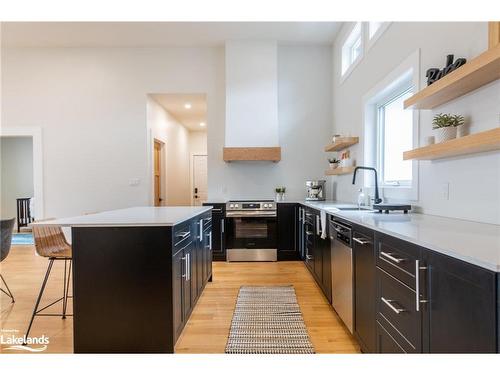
top-left (225, 285), bottom-right (315, 354)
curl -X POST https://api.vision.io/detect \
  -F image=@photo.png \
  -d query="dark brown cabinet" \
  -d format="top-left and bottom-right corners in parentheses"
top-left (172, 248), bottom-right (185, 342)
top-left (203, 203), bottom-right (226, 261)
top-left (353, 225), bottom-right (376, 353)
top-left (301, 206), bottom-right (331, 303)
top-left (374, 232), bottom-right (498, 353)
top-left (172, 212), bottom-right (212, 346)
top-left (277, 203), bottom-right (299, 261)
top-left (423, 250), bottom-right (497, 353)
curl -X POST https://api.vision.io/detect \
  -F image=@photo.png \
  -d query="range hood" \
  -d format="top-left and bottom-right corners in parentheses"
top-left (223, 41), bottom-right (281, 162)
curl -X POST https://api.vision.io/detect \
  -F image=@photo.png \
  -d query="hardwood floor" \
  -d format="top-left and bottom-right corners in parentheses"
top-left (0, 245), bottom-right (360, 354)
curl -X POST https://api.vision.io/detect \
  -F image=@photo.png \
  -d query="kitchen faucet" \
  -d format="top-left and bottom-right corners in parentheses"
top-left (352, 166), bottom-right (382, 204)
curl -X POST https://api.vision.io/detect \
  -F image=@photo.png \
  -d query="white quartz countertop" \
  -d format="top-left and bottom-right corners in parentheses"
top-left (297, 200), bottom-right (500, 272)
top-left (31, 206), bottom-right (212, 227)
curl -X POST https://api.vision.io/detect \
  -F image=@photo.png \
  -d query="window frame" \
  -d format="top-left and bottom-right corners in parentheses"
top-left (362, 50), bottom-right (420, 202)
top-left (376, 85), bottom-right (415, 188)
top-left (366, 22), bottom-right (391, 51)
top-left (340, 22), bottom-right (364, 82)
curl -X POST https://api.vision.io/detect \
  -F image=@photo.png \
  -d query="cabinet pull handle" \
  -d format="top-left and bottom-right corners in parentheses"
top-left (199, 220), bottom-right (203, 242)
top-left (176, 231), bottom-right (190, 239)
top-left (381, 297), bottom-right (405, 314)
top-left (380, 251), bottom-right (404, 263)
top-left (415, 260), bottom-right (428, 311)
top-left (353, 237), bottom-right (371, 245)
top-left (221, 218), bottom-right (225, 234)
top-left (316, 215), bottom-right (321, 235)
top-left (181, 256), bottom-right (187, 278)
top-left (208, 232), bottom-right (212, 250)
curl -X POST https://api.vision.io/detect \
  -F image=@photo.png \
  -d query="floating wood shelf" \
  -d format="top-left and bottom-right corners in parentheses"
top-left (325, 166), bottom-right (356, 176)
top-left (403, 128), bottom-right (500, 160)
top-left (324, 137), bottom-right (359, 152)
top-left (404, 44), bottom-right (500, 109)
top-left (223, 147), bottom-right (281, 162)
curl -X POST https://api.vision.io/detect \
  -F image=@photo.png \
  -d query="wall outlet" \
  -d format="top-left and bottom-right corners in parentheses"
top-left (129, 178), bottom-right (140, 186)
top-left (441, 182), bottom-right (450, 200)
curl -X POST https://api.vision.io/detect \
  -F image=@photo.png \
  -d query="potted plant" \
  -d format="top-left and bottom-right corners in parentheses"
top-left (432, 113), bottom-right (465, 143)
top-left (328, 158), bottom-right (340, 169)
top-left (275, 187), bottom-right (286, 201)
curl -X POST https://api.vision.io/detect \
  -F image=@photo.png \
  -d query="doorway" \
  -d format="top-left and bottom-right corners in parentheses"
top-left (147, 93), bottom-right (207, 207)
top-left (0, 126), bottom-right (44, 225)
top-left (153, 139), bottom-right (164, 206)
top-left (192, 154), bottom-right (208, 206)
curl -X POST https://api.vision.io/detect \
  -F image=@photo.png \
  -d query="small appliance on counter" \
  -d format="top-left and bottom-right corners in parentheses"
top-left (306, 180), bottom-right (326, 201)
top-left (373, 203), bottom-right (412, 214)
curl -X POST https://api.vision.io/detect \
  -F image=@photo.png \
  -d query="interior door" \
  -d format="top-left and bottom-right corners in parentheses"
top-left (153, 140), bottom-right (163, 206)
top-left (193, 155), bottom-right (207, 206)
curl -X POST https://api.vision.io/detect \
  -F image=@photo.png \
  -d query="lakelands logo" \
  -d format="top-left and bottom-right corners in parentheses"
top-left (1, 330), bottom-right (49, 352)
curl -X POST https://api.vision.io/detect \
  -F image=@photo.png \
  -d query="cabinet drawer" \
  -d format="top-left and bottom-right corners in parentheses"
top-left (376, 232), bottom-right (421, 288)
top-left (376, 267), bottom-right (421, 352)
top-left (376, 322), bottom-right (406, 353)
top-left (202, 215), bottom-right (212, 231)
top-left (174, 222), bottom-right (192, 250)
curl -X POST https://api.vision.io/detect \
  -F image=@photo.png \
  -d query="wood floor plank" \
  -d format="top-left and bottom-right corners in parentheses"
top-left (0, 245), bottom-right (359, 354)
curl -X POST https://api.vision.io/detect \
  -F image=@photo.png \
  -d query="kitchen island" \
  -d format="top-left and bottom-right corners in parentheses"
top-left (32, 206), bottom-right (213, 353)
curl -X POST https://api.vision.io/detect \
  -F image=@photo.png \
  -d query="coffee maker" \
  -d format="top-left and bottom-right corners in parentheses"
top-left (306, 180), bottom-right (326, 201)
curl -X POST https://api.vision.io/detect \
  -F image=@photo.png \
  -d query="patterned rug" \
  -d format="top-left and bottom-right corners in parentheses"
top-left (225, 285), bottom-right (315, 354)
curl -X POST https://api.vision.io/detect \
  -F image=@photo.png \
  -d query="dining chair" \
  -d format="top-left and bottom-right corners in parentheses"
top-left (24, 222), bottom-right (72, 341)
top-left (0, 218), bottom-right (16, 303)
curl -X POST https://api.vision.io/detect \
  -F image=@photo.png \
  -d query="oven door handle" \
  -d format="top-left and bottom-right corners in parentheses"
top-left (226, 211), bottom-right (277, 218)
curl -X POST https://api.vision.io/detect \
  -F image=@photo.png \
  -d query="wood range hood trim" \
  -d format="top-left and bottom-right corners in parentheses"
top-left (223, 147), bottom-right (281, 162)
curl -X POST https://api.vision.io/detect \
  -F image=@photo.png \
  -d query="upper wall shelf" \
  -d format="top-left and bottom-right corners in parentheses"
top-left (325, 166), bottom-right (356, 176)
top-left (324, 137), bottom-right (359, 152)
top-left (223, 147), bottom-right (281, 162)
top-left (404, 44), bottom-right (500, 109)
top-left (403, 128), bottom-right (500, 160)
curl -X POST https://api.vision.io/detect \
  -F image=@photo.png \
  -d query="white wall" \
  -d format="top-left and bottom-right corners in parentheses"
top-left (189, 131), bottom-right (207, 155)
top-left (225, 41), bottom-right (279, 147)
top-left (209, 45), bottom-right (333, 201)
top-left (0, 136), bottom-right (34, 220)
top-left (332, 22), bottom-right (500, 225)
top-left (147, 96), bottom-right (192, 205)
top-left (1, 46), bottom-right (224, 218)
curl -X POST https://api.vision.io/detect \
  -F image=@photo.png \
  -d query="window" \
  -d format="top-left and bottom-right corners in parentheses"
top-left (368, 22), bottom-right (383, 39)
top-left (377, 87), bottom-right (414, 186)
top-left (341, 22), bottom-right (362, 76)
top-left (362, 50), bottom-right (419, 201)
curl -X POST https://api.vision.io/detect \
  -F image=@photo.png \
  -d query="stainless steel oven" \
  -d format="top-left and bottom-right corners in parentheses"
top-left (225, 200), bottom-right (277, 261)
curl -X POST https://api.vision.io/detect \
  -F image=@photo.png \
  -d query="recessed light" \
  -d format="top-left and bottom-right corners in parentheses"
top-left (184, 103), bottom-right (192, 109)
top-left (200, 122), bottom-right (206, 127)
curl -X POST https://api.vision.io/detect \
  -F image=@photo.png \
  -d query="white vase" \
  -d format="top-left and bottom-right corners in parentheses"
top-left (434, 126), bottom-right (457, 143)
top-left (329, 163), bottom-right (339, 170)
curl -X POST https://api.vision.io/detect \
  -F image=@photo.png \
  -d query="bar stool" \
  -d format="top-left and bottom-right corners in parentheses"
top-left (1, 218), bottom-right (16, 303)
top-left (24, 223), bottom-right (72, 341)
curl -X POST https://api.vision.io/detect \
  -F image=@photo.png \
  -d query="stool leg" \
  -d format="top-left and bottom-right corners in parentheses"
top-left (24, 259), bottom-right (54, 343)
top-left (0, 274), bottom-right (15, 303)
top-left (62, 259), bottom-right (67, 319)
top-left (62, 259), bottom-right (71, 319)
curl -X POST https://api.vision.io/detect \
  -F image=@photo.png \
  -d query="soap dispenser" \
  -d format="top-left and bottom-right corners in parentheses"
top-left (357, 188), bottom-right (366, 209)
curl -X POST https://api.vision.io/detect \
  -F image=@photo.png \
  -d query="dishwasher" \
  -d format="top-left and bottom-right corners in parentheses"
top-left (330, 218), bottom-right (354, 333)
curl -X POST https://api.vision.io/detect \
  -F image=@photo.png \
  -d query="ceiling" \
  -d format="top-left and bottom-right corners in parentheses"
top-left (1, 22), bottom-right (342, 47)
top-left (151, 93), bottom-right (207, 132)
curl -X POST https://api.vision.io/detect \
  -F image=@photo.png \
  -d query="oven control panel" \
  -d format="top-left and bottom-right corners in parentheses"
top-left (226, 201), bottom-right (276, 211)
